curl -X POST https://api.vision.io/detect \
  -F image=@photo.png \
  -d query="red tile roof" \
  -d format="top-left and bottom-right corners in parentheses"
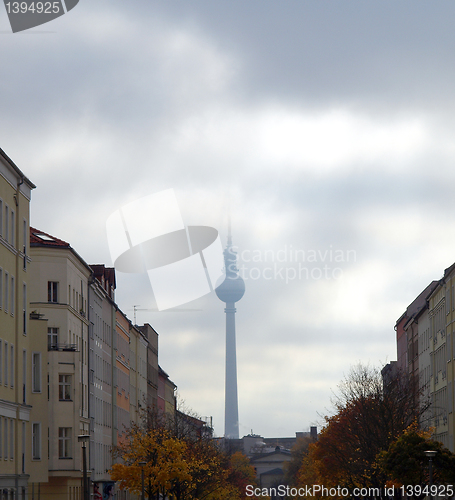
top-left (30, 227), bottom-right (70, 248)
top-left (91, 264), bottom-right (117, 291)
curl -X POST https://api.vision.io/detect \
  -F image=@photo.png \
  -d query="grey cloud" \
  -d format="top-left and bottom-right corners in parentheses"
top-left (3, 0), bottom-right (455, 437)
top-left (154, 0), bottom-right (455, 111)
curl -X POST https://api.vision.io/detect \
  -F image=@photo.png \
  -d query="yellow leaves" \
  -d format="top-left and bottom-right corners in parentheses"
top-left (110, 463), bottom-right (143, 495)
top-left (109, 427), bottom-right (194, 498)
top-left (109, 422), bottom-right (258, 500)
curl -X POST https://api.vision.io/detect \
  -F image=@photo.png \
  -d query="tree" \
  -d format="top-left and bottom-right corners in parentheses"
top-left (377, 422), bottom-right (455, 492)
top-left (294, 364), bottom-right (427, 494)
top-left (295, 445), bottom-right (325, 499)
top-left (110, 404), bottom-right (262, 500)
top-left (283, 437), bottom-right (312, 486)
top-left (110, 425), bottom-right (192, 500)
top-left (227, 452), bottom-right (261, 499)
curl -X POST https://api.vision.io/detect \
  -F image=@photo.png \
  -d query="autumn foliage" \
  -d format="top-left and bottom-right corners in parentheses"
top-left (110, 410), bottom-right (259, 500)
top-left (110, 426), bottom-right (192, 499)
top-left (289, 364), bottom-right (455, 498)
top-left (377, 422), bottom-right (455, 488)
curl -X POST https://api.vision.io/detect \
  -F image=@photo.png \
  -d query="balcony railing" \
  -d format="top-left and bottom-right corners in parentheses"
top-left (48, 343), bottom-right (78, 352)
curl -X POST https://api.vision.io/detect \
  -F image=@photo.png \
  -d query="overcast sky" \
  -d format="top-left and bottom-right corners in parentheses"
top-left (2, 1), bottom-right (455, 438)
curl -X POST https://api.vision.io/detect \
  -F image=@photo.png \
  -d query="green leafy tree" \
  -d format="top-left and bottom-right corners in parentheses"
top-left (377, 423), bottom-right (455, 493)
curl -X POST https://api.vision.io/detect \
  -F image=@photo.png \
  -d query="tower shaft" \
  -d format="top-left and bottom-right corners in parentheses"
top-left (215, 228), bottom-right (244, 440)
top-left (224, 302), bottom-right (239, 439)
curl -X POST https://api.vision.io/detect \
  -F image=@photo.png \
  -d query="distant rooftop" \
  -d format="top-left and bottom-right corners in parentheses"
top-left (30, 227), bottom-right (70, 248)
top-left (91, 264), bottom-right (117, 294)
top-left (30, 226), bottom-right (92, 273)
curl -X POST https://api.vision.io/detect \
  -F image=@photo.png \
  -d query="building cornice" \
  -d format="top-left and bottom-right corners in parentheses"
top-left (0, 148), bottom-right (35, 199)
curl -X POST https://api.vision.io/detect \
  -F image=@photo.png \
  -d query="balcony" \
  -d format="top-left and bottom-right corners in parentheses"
top-left (48, 343), bottom-right (78, 352)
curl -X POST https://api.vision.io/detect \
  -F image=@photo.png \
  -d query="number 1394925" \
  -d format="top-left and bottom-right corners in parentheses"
top-left (5, 2), bottom-right (62, 14)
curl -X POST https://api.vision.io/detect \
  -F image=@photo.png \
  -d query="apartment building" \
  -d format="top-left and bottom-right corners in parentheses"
top-left (158, 366), bottom-right (177, 417)
top-left (416, 303), bottom-right (432, 429)
top-left (401, 281), bottom-right (438, 428)
top-left (392, 266), bottom-right (455, 452)
top-left (89, 265), bottom-right (116, 492)
top-left (29, 227), bottom-right (91, 500)
top-left (128, 323), bottom-right (148, 427)
top-left (0, 146), bottom-right (189, 500)
top-left (0, 149), bottom-right (48, 500)
top-left (138, 323), bottom-right (158, 412)
top-left (395, 281), bottom-right (438, 376)
top-left (427, 264), bottom-right (455, 451)
top-left (443, 265), bottom-right (455, 453)
top-left (114, 309), bottom-right (130, 443)
top-left (27, 226), bottom-right (181, 500)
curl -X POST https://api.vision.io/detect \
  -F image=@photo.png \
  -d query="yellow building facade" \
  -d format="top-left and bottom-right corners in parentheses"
top-left (0, 149), bottom-right (49, 499)
top-left (427, 264), bottom-right (455, 452)
top-left (444, 266), bottom-right (455, 452)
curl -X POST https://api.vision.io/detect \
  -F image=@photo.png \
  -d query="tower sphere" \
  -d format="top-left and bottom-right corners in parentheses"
top-left (215, 274), bottom-right (245, 304)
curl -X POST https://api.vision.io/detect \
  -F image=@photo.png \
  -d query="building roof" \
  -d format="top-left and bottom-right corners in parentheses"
top-left (158, 365), bottom-right (177, 391)
top-left (395, 280), bottom-right (439, 329)
top-left (30, 227), bottom-right (70, 248)
top-left (91, 264), bottom-right (117, 291)
top-left (250, 447), bottom-right (291, 462)
top-left (30, 226), bottom-right (92, 274)
top-left (0, 147), bottom-right (36, 189)
top-left (443, 262), bottom-right (455, 280)
top-left (260, 468), bottom-right (284, 476)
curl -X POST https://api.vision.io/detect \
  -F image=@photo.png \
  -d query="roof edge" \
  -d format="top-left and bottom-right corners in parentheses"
top-left (0, 148), bottom-right (36, 189)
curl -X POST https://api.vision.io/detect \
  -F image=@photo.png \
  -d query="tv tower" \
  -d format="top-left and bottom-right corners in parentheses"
top-left (215, 222), bottom-right (245, 439)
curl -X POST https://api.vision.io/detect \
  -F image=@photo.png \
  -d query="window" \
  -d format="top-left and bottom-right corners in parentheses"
top-left (10, 210), bottom-right (14, 247)
top-left (23, 284), bottom-right (26, 335)
top-left (23, 219), bottom-right (27, 248)
top-left (23, 350), bottom-right (26, 404)
top-left (10, 276), bottom-right (14, 316)
top-left (0, 340), bottom-right (2, 385)
top-left (4, 418), bottom-right (8, 459)
top-left (23, 220), bottom-right (27, 270)
top-left (4, 273), bottom-right (8, 313)
top-left (0, 199), bottom-right (2, 236)
top-left (4, 205), bottom-right (8, 243)
top-left (0, 269), bottom-right (2, 309)
top-left (9, 419), bottom-right (13, 459)
top-left (48, 328), bottom-right (58, 350)
top-left (58, 427), bottom-right (72, 458)
top-left (4, 341), bottom-right (7, 386)
top-left (0, 418), bottom-right (2, 458)
top-left (32, 423), bottom-right (41, 460)
top-left (48, 282), bottom-right (58, 303)
top-left (32, 353), bottom-right (41, 392)
top-left (10, 344), bottom-right (13, 388)
top-left (59, 375), bottom-right (71, 400)
top-left (22, 422), bottom-right (26, 473)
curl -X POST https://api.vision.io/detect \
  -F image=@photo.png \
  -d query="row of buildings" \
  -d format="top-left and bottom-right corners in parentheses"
top-left (0, 148), bottom-right (182, 500)
top-left (386, 263), bottom-right (455, 452)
